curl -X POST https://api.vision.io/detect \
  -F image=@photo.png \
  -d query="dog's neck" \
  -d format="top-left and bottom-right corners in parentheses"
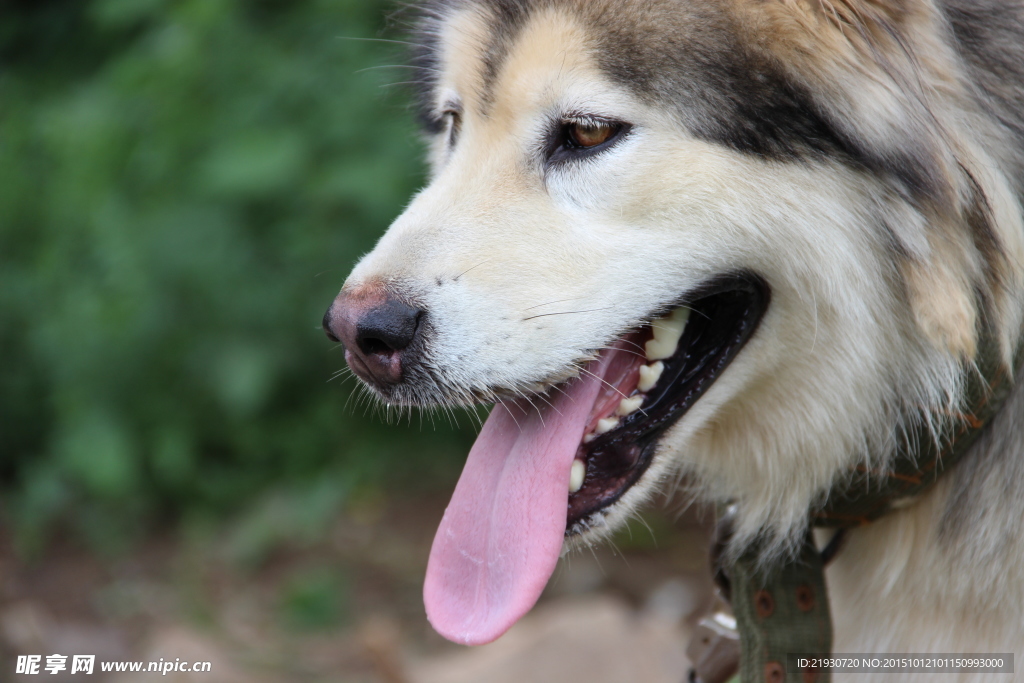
top-left (814, 324), bottom-right (1021, 530)
top-left (717, 341), bottom-right (1024, 673)
top-left (826, 361), bottom-right (1024, 652)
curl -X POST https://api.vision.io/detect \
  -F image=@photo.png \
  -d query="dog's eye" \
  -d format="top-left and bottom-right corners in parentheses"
top-left (566, 121), bottom-right (618, 149)
top-left (442, 110), bottom-right (461, 143)
top-left (546, 116), bottom-right (629, 165)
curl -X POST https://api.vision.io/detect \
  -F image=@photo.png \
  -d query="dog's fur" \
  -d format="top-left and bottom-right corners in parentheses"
top-left (340, 0), bottom-right (1024, 676)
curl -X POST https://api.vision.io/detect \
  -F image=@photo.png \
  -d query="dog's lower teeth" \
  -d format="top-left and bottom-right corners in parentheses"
top-left (637, 361), bottom-right (664, 392)
top-left (569, 459), bottom-right (586, 493)
top-left (645, 307), bottom-right (690, 360)
top-left (595, 416), bottom-right (619, 434)
top-left (616, 395), bottom-right (644, 416)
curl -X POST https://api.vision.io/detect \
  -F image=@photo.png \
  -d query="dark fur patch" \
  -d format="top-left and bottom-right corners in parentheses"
top-left (581, 2), bottom-right (857, 161)
top-left (944, 0), bottom-right (1024, 191)
top-left (960, 163), bottom-right (1006, 298)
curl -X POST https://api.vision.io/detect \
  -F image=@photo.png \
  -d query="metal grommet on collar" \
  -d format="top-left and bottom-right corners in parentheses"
top-left (796, 583), bottom-right (815, 612)
top-left (764, 661), bottom-right (784, 682)
top-left (754, 589), bottom-right (774, 618)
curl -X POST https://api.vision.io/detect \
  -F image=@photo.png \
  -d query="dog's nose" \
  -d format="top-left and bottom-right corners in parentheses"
top-left (323, 288), bottom-right (423, 386)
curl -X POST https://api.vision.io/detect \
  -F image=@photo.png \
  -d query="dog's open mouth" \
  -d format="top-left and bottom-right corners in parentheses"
top-left (424, 273), bottom-right (768, 645)
top-left (567, 274), bottom-right (770, 532)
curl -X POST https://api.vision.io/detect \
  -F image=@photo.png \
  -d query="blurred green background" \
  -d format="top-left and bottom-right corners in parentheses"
top-left (0, 0), bottom-right (474, 558)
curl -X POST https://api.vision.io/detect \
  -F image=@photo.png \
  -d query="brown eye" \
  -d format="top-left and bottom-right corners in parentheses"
top-left (547, 116), bottom-right (629, 165)
top-left (566, 121), bottom-right (616, 148)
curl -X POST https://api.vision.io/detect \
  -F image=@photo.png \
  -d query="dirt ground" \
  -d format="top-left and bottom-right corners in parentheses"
top-left (1, 494), bottom-right (716, 683)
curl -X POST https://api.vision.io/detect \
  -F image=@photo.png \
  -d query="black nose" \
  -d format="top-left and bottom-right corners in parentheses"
top-left (355, 299), bottom-right (421, 354)
top-left (323, 289), bottom-right (423, 385)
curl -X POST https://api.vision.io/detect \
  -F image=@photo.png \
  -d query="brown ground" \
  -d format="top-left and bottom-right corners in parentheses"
top-left (1, 494), bottom-right (715, 683)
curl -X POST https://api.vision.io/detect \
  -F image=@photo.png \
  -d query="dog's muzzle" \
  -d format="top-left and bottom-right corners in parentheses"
top-left (323, 287), bottom-right (423, 386)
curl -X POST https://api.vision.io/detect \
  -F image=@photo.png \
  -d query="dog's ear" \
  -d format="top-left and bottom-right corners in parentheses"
top-left (736, 0), bottom-right (1004, 360)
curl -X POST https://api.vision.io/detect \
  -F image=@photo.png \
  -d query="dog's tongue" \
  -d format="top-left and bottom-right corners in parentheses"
top-left (424, 358), bottom-right (609, 645)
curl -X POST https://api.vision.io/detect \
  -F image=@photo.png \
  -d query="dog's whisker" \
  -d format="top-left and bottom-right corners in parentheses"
top-left (446, 405), bottom-right (462, 430)
top-left (455, 258), bottom-right (491, 280)
top-left (378, 81), bottom-right (425, 89)
top-left (314, 267), bottom-right (344, 279)
top-left (509, 388), bottom-right (547, 428)
top-left (641, 304), bottom-right (709, 324)
top-left (521, 307), bottom-right (614, 322)
top-left (606, 537), bottom-right (629, 567)
top-left (615, 338), bottom-right (648, 353)
top-left (547, 382), bottom-right (578, 405)
top-left (355, 64), bottom-right (444, 75)
top-left (593, 345), bottom-right (647, 360)
top-left (522, 296), bottom-right (591, 311)
top-left (575, 365), bottom-right (630, 400)
top-left (465, 404), bottom-right (486, 431)
top-left (529, 389), bottom-right (563, 418)
top-left (494, 398), bottom-right (524, 432)
top-left (334, 36), bottom-right (425, 48)
top-left (633, 514), bottom-right (657, 549)
top-left (586, 545), bottom-right (608, 577)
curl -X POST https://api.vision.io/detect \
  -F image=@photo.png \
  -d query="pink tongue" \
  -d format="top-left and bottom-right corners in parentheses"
top-left (424, 360), bottom-right (608, 645)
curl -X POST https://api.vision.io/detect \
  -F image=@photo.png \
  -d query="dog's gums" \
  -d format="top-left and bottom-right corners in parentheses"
top-left (563, 275), bottom-right (770, 533)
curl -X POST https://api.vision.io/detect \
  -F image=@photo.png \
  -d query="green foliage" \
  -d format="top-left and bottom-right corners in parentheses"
top-left (224, 479), bottom-right (347, 570)
top-left (279, 564), bottom-right (351, 631)
top-left (0, 0), bottom-right (474, 552)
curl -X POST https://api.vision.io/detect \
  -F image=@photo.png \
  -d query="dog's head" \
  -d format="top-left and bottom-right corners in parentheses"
top-left (324, 0), bottom-right (1024, 645)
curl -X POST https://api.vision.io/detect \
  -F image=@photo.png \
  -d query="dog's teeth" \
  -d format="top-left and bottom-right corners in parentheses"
top-left (596, 417), bottom-right (619, 434)
top-left (569, 459), bottom-right (586, 493)
top-left (582, 432), bottom-right (596, 444)
top-left (669, 307), bottom-right (691, 325)
top-left (637, 361), bottom-right (665, 393)
top-left (645, 308), bottom-right (690, 360)
top-left (645, 339), bottom-right (672, 360)
top-left (616, 395), bottom-right (644, 416)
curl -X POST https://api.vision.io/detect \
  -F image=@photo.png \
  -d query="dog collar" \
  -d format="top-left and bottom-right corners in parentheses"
top-left (696, 326), bottom-right (1019, 683)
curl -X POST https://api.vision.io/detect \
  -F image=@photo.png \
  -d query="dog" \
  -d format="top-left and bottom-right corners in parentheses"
top-left (323, 0), bottom-right (1024, 678)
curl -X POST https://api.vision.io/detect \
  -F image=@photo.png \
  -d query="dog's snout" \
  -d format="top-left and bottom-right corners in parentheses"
top-left (323, 288), bottom-right (423, 386)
